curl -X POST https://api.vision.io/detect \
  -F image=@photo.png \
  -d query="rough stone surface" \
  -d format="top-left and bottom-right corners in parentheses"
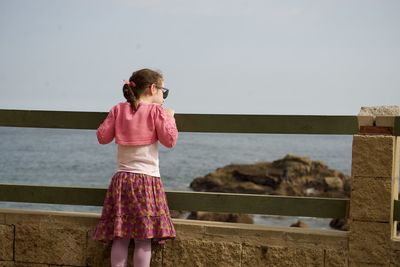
top-left (358, 106), bottom-right (400, 117)
top-left (390, 249), bottom-right (400, 267)
top-left (148, 245), bottom-right (163, 267)
top-left (350, 177), bottom-right (392, 222)
top-left (0, 214), bottom-right (5, 224)
top-left (349, 220), bottom-right (390, 265)
top-left (0, 262), bottom-right (49, 267)
top-left (358, 105), bottom-right (400, 127)
top-left (242, 244), bottom-right (324, 267)
top-left (376, 116), bottom-right (397, 127)
top-left (395, 138), bottom-right (400, 179)
top-left (162, 239), bottom-right (241, 267)
top-left (15, 223), bottom-right (87, 266)
top-left (350, 262), bottom-right (387, 267)
top-left (325, 249), bottom-right (349, 267)
top-left (285, 230), bottom-right (348, 249)
top-left (352, 135), bottom-right (394, 178)
top-left (204, 224), bottom-right (286, 245)
top-left (0, 225), bottom-right (14, 261)
top-left (86, 237), bottom-right (111, 267)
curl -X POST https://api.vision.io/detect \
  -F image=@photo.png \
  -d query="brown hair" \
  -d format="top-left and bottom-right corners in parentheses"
top-left (122, 68), bottom-right (163, 111)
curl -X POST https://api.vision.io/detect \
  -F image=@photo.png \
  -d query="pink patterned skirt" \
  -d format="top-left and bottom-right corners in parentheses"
top-left (92, 171), bottom-right (176, 245)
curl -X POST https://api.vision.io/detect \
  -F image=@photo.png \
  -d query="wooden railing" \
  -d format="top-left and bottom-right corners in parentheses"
top-left (0, 109), bottom-right (399, 220)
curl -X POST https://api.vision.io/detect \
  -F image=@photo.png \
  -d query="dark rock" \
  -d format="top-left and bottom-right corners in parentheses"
top-left (290, 220), bottom-right (308, 228)
top-left (329, 218), bottom-right (349, 231)
top-left (232, 170), bottom-right (281, 189)
top-left (187, 211), bottom-right (254, 224)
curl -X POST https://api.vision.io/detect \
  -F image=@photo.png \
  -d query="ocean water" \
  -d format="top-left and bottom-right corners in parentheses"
top-left (0, 127), bottom-right (353, 229)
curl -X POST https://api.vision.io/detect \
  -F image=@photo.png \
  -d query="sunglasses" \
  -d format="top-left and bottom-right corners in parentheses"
top-left (156, 86), bottom-right (169, 99)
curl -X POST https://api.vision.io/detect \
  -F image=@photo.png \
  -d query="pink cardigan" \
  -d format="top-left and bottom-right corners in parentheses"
top-left (96, 102), bottom-right (178, 148)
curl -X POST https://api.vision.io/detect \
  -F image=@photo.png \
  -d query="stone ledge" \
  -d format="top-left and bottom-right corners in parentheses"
top-left (0, 208), bottom-right (350, 266)
top-left (0, 208), bottom-right (349, 244)
top-left (204, 223), bottom-right (347, 248)
top-left (2, 209), bottom-right (98, 228)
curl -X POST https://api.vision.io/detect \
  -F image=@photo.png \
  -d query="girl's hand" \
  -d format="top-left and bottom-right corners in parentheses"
top-left (165, 108), bottom-right (175, 117)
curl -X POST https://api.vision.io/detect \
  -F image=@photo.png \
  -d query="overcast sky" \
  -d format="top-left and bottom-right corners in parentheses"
top-left (0, 0), bottom-right (399, 115)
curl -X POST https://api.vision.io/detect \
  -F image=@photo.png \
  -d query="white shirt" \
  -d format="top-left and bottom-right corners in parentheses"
top-left (116, 143), bottom-right (160, 177)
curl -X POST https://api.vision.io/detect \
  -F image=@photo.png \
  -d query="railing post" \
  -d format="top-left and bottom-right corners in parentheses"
top-left (349, 106), bottom-right (400, 266)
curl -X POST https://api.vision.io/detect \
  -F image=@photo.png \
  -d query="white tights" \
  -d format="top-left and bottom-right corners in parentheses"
top-left (111, 237), bottom-right (152, 267)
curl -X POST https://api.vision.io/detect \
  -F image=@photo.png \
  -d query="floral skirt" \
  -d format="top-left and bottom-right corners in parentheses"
top-left (92, 172), bottom-right (176, 245)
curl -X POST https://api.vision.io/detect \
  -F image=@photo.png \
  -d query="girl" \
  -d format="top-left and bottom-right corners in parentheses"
top-left (92, 68), bottom-right (178, 267)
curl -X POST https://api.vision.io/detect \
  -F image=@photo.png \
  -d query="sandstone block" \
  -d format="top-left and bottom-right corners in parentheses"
top-left (0, 262), bottom-right (49, 267)
top-left (376, 116), bottom-right (396, 127)
top-left (350, 177), bottom-right (392, 222)
top-left (0, 214), bottom-right (5, 224)
top-left (357, 116), bottom-right (374, 127)
top-left (394, 137), bottom-right (400, 179)
top-left (352, 135), bottom-right (394, 178)
top-left (324, 249), bottom-right (348, 267)
top-left (15, 223), bottom-right (86, 266)
top-left (349, 262), bottom-right (387, 267)
top-left (242, 244), bottom-right (324, 267)
top-left (285, 229), bottom-right (348, 249)
top-left (148, 245), bottom-right (163, 267)
top-left (390, 249), bottom-right (400, 267)
top-left (358, 106), bottom-right (400, 117)
top-left (349, 220), bottom-right (390, 265)
top-left (174, 221), bottom-right (206, 238)
top-left (204, 224), bottom-right (286, 245)
top-left (15, 263), bottom-right (48, 267)
top-left (162, 239), bottom-right (241, 267)
top-left (0, 225), bottom-right (14, 261)
top-left (86, 237), bottom-right (111, 267)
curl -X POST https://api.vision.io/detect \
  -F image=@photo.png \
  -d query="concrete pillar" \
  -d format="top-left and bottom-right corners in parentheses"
top-left (349, 106), bottom-right (400, 266)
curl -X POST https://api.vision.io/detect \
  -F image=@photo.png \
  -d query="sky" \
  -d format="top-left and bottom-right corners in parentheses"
top-left (0, 0), bottom-right (399, 115)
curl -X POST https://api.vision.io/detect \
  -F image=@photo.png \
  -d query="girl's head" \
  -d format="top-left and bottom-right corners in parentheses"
top-left (123, 68), bottom-right (168, 111)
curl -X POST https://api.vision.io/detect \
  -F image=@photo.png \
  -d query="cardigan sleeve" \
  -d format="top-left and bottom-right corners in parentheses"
top-left (154, 106), bottom-right (178, 148)
top-left (96, 107), bottom-right (116, 144)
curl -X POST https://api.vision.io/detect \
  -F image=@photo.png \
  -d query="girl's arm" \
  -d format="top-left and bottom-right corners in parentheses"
top-left (155, 106), bottom-right (178, 148)
top-left (96, 108), bottom-right (116, 144)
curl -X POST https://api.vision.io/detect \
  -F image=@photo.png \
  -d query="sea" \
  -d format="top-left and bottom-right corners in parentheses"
top-left (0, 127), bottom-right (353, 230)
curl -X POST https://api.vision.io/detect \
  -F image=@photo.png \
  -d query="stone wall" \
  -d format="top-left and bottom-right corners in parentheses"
top-left (0, 208), bottom-right (351, 267)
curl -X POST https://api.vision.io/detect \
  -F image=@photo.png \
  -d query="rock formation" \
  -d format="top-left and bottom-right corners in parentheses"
top-left (190, 154), bottom-right (350, 198)
top-left (187, 154), bottom-right (350, 229)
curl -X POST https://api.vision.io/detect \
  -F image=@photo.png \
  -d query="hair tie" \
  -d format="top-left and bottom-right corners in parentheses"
top-left (123, 80), bottom-right (136, 88)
